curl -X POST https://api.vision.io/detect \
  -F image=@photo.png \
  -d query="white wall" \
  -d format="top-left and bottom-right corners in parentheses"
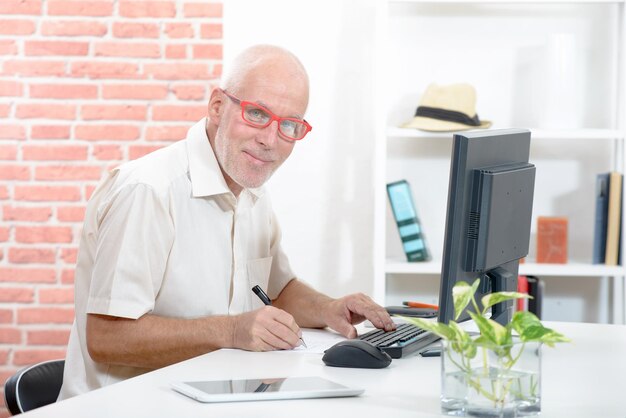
top-left (223, 0), bottom-right (379, 297)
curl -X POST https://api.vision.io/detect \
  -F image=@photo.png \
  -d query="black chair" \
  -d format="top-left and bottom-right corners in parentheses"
top-left (4, 360), bottom-right (64, 415)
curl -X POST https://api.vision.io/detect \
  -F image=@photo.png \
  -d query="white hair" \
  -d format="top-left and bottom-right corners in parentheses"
top-left (220, 44), bottom-right (309, 95)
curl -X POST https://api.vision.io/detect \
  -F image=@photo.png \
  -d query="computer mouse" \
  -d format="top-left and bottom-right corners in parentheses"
top-left (322, 339), bottom-right (392, 369)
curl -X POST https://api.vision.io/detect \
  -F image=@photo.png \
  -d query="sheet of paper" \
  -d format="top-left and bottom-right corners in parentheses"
top-left (282, 328), bottom-right (347, 354)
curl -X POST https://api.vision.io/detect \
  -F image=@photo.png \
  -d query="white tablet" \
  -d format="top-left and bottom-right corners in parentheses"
top-left (171, 376), bottom-right (364, 403)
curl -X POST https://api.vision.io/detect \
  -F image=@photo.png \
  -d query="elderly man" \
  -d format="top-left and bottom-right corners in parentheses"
top-left (58, 45), bottom-right (395, 399)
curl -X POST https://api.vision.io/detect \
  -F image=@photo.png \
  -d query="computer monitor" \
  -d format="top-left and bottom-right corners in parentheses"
top-left (438, 129), bottom-right (535, 326)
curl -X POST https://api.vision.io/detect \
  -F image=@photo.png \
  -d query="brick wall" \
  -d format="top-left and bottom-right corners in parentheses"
top-left (0, 1), bottom-right (222, 415)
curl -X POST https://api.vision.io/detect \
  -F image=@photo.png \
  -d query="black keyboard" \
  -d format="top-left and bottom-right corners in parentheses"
top-left (358, 323), bottom-right (440, 359)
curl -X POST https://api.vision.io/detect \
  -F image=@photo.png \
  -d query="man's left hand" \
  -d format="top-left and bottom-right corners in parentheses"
top-left (321, 293), bottom-right (396, 338)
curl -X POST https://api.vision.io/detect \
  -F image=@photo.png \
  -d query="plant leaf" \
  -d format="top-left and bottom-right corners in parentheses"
top-left (399, 317), bottom-right (456, 341)
top-left (468, 311), bottom-right (509, 346)
top-left (453, 279), bottom-right (480, 321)
top-left (511, 311), bottom-right (542, 335)
top-left (449, 321), bottom-right (477, 358)
top-left (481, 292), bottom-right (531, 312)
top-left (520, 325), bottom-right (571, 346)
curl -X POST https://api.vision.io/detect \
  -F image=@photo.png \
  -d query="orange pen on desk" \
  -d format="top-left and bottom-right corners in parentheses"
top-left (402, 301), bottom-right (439, 310)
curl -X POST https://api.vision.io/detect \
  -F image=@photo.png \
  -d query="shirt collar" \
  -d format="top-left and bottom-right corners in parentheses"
top-left (186, 118), bottom-right (265, 202)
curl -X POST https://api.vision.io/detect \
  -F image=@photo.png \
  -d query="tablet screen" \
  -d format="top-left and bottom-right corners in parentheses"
top-left (186, 376), bottom-right (345, 395)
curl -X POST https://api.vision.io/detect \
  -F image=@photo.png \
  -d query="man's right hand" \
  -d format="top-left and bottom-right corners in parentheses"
top-left (232, 306), bottom-right (303, 351)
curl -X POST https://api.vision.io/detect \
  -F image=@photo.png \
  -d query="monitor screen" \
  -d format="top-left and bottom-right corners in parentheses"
top-left (438, 129), bottom-right (535, 326)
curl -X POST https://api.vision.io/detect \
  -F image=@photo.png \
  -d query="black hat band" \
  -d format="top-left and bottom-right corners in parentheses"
top-left (415, 106), bottom-right (482, 126)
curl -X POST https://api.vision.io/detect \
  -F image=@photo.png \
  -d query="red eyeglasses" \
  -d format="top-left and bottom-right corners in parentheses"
top-left (221, 89), bottom-right (312, 141)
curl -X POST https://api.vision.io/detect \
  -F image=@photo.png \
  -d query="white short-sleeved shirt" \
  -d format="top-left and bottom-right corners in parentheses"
top-left (58, 119), bottom-right (295, 400)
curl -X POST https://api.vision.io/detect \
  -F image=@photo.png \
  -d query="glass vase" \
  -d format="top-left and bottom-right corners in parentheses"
top-left (441, 339), bottom-right (541, 417)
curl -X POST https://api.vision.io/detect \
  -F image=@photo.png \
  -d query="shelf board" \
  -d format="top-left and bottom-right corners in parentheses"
top-left (386, 127), bottom-right (625, 141)
top-left (385, 259), bottom-right (625, 277)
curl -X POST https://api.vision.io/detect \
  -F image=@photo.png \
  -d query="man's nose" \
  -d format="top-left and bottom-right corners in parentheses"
top-left (256, 119), bottom-right (280, 147)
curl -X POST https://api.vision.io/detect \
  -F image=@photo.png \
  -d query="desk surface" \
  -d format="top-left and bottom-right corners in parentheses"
top-left (22, 322), bottom-right (626, 418)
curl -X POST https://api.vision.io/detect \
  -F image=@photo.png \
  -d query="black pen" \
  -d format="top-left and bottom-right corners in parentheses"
top-left (251, 285), bottom-right (307, 348)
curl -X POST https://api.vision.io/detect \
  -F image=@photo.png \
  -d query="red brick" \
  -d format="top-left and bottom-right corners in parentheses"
top-left (81, 104), bottom-right (147, 120)
top-left (24, 41), bottom-right (89, 56)
top-left (60, 247), bottom-right (77, 263)
top-left (0, 145), bottom-right (17, 160)
top-left (165, 23), bottom-right (193, 38)
top-left (85, 185), bottom-right (96, 200)
top-left (129, 145), bottom-right (163, 160)
top-left (0, 328), bottom-right (22, 344)
top-left (119, 1), bottom-right (176, 18)
top-left (30, 83), bottom-right (97, 99)
top-left (23, 145), bottom-right (86, 160)
top-left (143, 63), bottom-right (216, 80)
top-left (146, 125), bottom-right (189, 141)
top-left (212, 63), bottom-right (222, 78)
top-left (0, 39), bottom-right (17, 55)
top-left (0, 80), bottom-right (22, 96)
top-left (0, 289), bottom-right (34, 303)
top-left (0, 165), bottom-right (29, 180)
top-left (0, 104), bottom-right (10, 117)
top-left (70, 61), bottom-right (140, 79)
top-left (16, 103), bottom-right (75, 119)
top-left (13, 349), bottom-right (67, 366)
top-left (95, 41), bottom-right (160, 58)
top-left (92, 145), bottom-right (122, 160)
top-left (0, 309), bottom-right (13, 323)
top-left (38, 287), bottom-right (74, 304)
top-left (9, 248), bottom-right (56, 264)
top-left (172, 85), bottom-right (205, 101)
top-left (183, 2), bottom-right (221, 17)
top-left (0, 186), bottom-right (8, 200)
top-left (15, 226), bottom-right (73, 243)
top-left (0, 0), bottom-right (41, 15)
top-left (27, 329), bottom-right (71, 345)
top-left (153, 105), bottom-right (205, 121)
top-left (0, 125), bottom-right (26, 140)
top-left (75, 125), bottom-right (140, 141)
top-left (0, 268), bottom-right (56, 283)
top-left (41, 20), bottom-right (107, 37)
top-left (200, 23), bottom-right (222, 39)
top-left (61, 269), bottom-right (74, 284)
top-left (102, 84), bottom-right (167, 100)
top-left (0, 227), bottom-right (9, 241)
top-left (0, 348), bottom-right (9, 364)
top-left (192, 43), bottom-right (222, 60)
top-left (57, 206), bottom-right (85, 222)
top-left (3, 205), bottom-right (52, 222)
top-left (2, 60), bottom-right (65, 76)
top-left (112, 22), bottom-right (159, 38)
top-left (48, 0), bottom-right (113, 16)
top-left (18, 308), bottom-right (74, 324)
top-left (15, 185), bottom-right (81, 202)
top-left (35, 165), bottom-right (102, 181)
top-left (30, 125), bottom-right (72, 140)
top-left (0, 19), bottom-right (36, 35)
top-left (165, 44), bottom-right (186, 59)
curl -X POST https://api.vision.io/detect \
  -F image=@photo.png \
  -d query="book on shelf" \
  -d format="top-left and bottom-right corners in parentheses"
top-left (386, 180), bottom-right (430, 262)
top-left (605, 171), bottom-right (623, 266)
top-left (592, 173), bottom-right (610, 264)
top-left (516, 275), bottom-right (529, 312)
top-left (527, 276), bottom-right (544, 319)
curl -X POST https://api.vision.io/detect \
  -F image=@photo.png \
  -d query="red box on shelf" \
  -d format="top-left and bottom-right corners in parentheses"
top-left (537, 216), bottom-right (568, 264)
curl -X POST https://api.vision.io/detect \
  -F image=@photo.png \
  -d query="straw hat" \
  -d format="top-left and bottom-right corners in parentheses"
top-left (401, 83), bottom-right (491, 132)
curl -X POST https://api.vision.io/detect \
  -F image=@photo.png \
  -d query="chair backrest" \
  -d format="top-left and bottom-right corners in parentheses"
top-left (4, 360), bottom-right (65, 415)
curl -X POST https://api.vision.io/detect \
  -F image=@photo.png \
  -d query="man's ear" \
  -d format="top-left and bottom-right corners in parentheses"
top-left (207, 87), bottom-right (224, 125)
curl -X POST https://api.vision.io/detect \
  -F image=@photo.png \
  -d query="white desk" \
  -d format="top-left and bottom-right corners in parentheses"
top-left (22, 322), bottom-right (626, 417)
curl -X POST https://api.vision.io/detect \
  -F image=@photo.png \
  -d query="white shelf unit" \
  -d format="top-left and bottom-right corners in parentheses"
top-left (373, 0), bottom-right (626, 324)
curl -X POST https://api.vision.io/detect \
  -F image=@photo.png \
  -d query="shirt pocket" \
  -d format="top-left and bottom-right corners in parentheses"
top-left (246, 256), bottom-right (273, 310)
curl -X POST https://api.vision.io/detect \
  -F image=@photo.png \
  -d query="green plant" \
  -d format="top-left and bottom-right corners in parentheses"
top-left (403, 278), bottom-right (569, 410)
